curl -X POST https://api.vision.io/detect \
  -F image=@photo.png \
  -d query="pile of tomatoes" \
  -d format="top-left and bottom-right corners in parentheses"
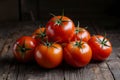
top-left (13, 14), bottom-right (112, 69)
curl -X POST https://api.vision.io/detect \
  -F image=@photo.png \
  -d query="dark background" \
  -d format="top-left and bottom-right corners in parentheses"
top-left (0, 0), bottom-right (120, 27)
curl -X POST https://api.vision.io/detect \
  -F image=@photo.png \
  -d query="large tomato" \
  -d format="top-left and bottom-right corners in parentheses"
top-left (13, 36), bottom-right (37, 62)
top-left (46, 15), bottom-right (75, 43)
top-left (32, 27), bottom-right (46, 44)
top-left (88, 35), bottom-right (112, 61)
top-left (71, 27), bottom-right (91, 42)
top-left (63, 41), bottom-right (92, 67)
top-left (34, 42), bottom-right (63, 68)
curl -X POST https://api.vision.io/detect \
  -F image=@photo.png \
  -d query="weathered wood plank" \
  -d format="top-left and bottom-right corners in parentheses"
top-left (107, 59), bottom-right (120, 80)
top-left (64, 63), bottom-right (108, 80)
top-left (17, 24), bottom-right (64, 80)
top-left (0, 38), bottom-right (14, 80)
top-left (17, 64), bottom-right (64, 80)
top-left (1, 22), bottom-right (64, 80)
top-left (64, 22), bottom-right (114, 80)
top-left (0, 39), bottom-right (8, 80)
top-left (64, 23), bottom-right (91, 80)
top-left (91, 22), bottom-right (120, 80)
top-left (0, 23), bottom-right (18, 80)
top-left (4, 38), bottom-right (20, 80)
top-left (0, 22), bottom-right (120, 80)
top-left (64, 60), bottom-right (114, 80)
top-left (1, 23), bottom-right (36, 80)
top-left (0, 22), bottom-right (33, 80)
top-left (105, 35), bottom-right (120, 80)
top-left (98, 62), bottom-right (114, 80)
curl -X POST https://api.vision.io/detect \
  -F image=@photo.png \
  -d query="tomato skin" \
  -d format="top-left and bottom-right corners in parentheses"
top-left (34, 43), bottom-right (63, 68)
top-left (46, 16), bottom-right (75, 43)
top-left (71, 27), bottom-right (91, 42)
top-left (63, 41), bottom-right (92, 67)
top-left (88, 35), bottom-right (112, 61)
top-left (32, 27), bottom-right (46, 44)
top-left (13, 36), bottom-right (37, 62)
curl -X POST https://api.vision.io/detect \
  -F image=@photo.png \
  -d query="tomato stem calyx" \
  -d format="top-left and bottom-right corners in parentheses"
top-left (42, 40), bottom-right (58, 49)
top-left (101, 37), bottom-right (110, 48)
top-left (95, 35), bottom-right (110, 48)
top-left (36, 29), bottom-right (46, 39)
top-left (17, 40), bottom-right (32, 58)
top-left (45, 41), bottom-right (52, 47)
top-left (75, 21), bottom-right (89, 34)
top-left (50, 12), bottom-right (70, 26)
top-left (75, 21), bottom-right (82, 34)
top-left (74, 39), bottom-right (84, 48)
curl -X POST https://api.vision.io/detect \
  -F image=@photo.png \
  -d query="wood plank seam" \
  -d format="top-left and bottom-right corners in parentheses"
top-left (90, 21), bottom-right (117, 80)
top-left (105, 62), bottom-right (115, 80)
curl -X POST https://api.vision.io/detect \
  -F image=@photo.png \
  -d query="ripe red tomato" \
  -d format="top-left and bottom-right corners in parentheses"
top-left (71, 27), bottom-right (91, 42)
top-left (88, 35), bottom-right (112, 61)
top-left (63, 41), bottom-right (92, 67)
top-left (32, 27), bottom-right (46, 44)
top-left (13, 36), bottom-right (37, 62)
top-left (34, 42), bottom-right (63, 68)
top-left (46, 16), bottom-right (75, 43)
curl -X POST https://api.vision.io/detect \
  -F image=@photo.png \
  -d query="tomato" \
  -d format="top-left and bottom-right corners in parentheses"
top-left (63, 41), bottom-right (92, 67)
top-left (13, 36), bottom-right (37, 62)
top-left (46, 15), bottom-right (75, 43)
top-left (88, 35), bottom-right (112, 61)
top-left (32, 27), bottom-right (46, 44)
top-left (71, 27), bottom-right (91, 42)
top-left (34, 41), bottom-right (63, 68)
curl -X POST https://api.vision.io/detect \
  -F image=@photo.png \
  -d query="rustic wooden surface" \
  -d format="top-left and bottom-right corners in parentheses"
top-left (0, 21), bottom-right (120, 80)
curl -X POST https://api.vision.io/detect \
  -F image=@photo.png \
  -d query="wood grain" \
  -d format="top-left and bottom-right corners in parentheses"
top-left (0, 22), bottom-right (120, 80)
top-left (91, 22), bottom-right (120, 80)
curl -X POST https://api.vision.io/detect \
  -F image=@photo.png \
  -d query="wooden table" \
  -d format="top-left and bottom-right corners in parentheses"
top-left (0, 21), bottom-right (120, 80)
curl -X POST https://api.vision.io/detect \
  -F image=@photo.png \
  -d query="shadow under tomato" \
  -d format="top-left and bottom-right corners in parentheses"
top-left (90, 59), bottom-right (104, 64)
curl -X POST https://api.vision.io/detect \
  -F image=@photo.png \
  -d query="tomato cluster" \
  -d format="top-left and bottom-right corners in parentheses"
top-left (13, 13), bottom-right (112, 68)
